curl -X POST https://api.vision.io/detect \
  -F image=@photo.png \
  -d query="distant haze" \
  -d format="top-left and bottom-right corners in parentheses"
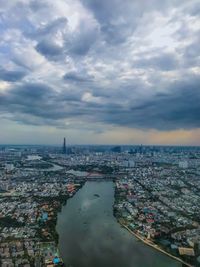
top-left (0, 1), bottom-right (199, 145)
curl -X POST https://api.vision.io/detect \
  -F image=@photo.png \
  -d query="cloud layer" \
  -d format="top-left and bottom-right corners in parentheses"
top-left (0, 0), bottom-right (199, 144)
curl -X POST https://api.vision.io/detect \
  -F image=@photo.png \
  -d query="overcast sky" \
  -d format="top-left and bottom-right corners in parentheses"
top-left (0, 0), bottom-right (199, 145)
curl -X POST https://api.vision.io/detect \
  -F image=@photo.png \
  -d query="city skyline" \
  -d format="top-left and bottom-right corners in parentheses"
top-left (0, 0), bottom-right (199, 145)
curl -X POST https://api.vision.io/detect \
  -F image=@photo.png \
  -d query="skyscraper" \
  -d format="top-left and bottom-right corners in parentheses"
top-left (63, 137), bottom-right (66, 154)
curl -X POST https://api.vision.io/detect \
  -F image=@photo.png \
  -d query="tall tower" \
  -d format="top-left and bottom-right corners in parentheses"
top-left (63, 137), bottom-right (67, 154)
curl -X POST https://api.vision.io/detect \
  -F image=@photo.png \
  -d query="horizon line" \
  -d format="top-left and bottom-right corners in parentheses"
top-left (0, 144), bottom-right (200, 147)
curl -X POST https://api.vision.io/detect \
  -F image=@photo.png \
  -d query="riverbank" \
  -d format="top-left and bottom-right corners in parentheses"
top-left (119, 221), bottom-right (193, 267)
top-left (113, 179), bottom-right (198, 267)
top-left (51, 182), bottom-right (85, 243)
top-left (57, 181), bottom-right (181, 267)
top-left (37, 181), bottom-right (85, 265)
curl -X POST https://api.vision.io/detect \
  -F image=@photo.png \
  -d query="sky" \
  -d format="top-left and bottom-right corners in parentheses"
top-left (0, 0), bottom-right (199, 145)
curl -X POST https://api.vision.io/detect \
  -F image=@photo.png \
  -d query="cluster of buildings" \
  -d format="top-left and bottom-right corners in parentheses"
top-left (0, 144), bottom-right (200, 266)
top-left (0, 240), bottom-right (38, 267)
top-left (114, 161), bottom-right (200, 266)
top-left (0, 147), bottom-right (83, 266)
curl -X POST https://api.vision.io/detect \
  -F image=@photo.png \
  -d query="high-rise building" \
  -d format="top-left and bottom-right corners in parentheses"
top-left (63, 137), bottom-right (66, 154)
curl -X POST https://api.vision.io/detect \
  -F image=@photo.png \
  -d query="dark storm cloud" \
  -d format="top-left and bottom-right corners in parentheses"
top-left (67, 21), bottom-right (99, 56)
top-left (1, 74), bottom-right (199, 130)
top-left (0, 84), bottom-right (58, 125)
top-left (0, 82), bottom-right (86, 126)
top-left (184, 36), bottom-right (200, 59)
top-left (36, 40), bottom-right (63, 57)
top-left (28, 1), bottom-right (45, 11)
top-left (101, 76), bottom-right (200, 130)
top-left (80, 0), bottom-right (187, 44)
top-left (27, 14), bottom-right (97, 58)
top-left (63, 71), bottom-right (94, 83)
top-left (26, 17), bottom-right (68, 60)
top-left (9, 83), bottom-right (53, 99)
top-left (0, 83), bottom-right (56, 116)
top-left (80, 0), bottom-right (139, 44)
top-left (0, 0), bottom-right (199, 134)
top-left (0, 68), bottom-right (26, 82)
top-left (133, 53), bottom-right (179, 71)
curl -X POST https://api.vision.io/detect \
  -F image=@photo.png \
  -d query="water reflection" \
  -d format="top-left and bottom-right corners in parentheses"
top-left (57, 181), bottom-right (181, 267)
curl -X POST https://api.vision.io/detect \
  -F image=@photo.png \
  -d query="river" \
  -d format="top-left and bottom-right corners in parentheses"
top-left (56, 181), bottom-right (181, 267)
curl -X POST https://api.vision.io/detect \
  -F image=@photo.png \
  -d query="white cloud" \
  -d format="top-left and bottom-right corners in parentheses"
top-left (0, 0), bottom-right (199, 144)
top-left (82, 92), bottom-right (102, 104)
